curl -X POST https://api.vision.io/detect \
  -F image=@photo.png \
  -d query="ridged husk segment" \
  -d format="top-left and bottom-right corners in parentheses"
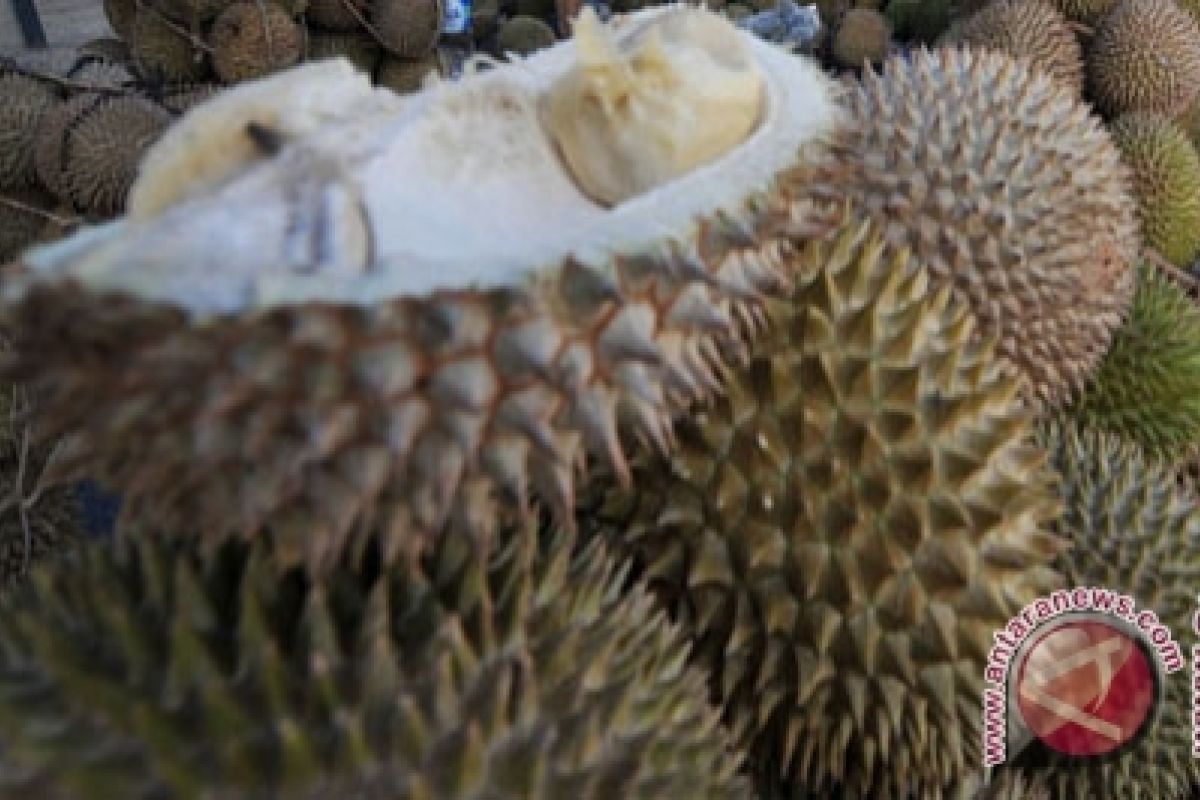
top-left (0, 519), bottom-right (749, 799)
top-left (1067, 264), bottom-right (1200, 462)
top-left (0, 73), bottom-right (59, 191)
top-left (1086, 0), bottom-right (1200, 120)
top-left (33, 94), bottom-right (105, 204)
top-left (306, 30), bottom-right (383, 75)
top-left (1011, 420), bottom-right (1200, 799)
top-left (811, 46), bottom-right (1139, 413)
top-left (62, 96), bottom-right (172, 216)
top-left (308, 0), bottom-right (369, 30)
top-left (1109, 113), bottom-right (1200, 268)
top-left (372, 0), bottom-right (445, 59)
top-left (210, 1), bottom-right (307, 84)
top-left (940, 0), bottom-right (1083, 95)
top-left (128, 8), bottom-right (210, 83)
top-left (588, 220), bottom-right (1066, 799)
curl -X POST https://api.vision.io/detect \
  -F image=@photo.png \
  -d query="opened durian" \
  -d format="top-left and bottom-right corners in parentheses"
top-left (0, 519), bottom-right (748, 798)
top-left (2, 7), bottom-right (843, 572)
top-left (0, 72), bottom-right (58, 190)
top-left (812, 46), bottom-right (1139, 412)
top-left (210, 0), bottom-right (306, 84)
top-left (1086, 0), bottom-right (1200, 120)
top-left (1007, 420), bottom-right (1200, 799)
top-left (588, 220), bottom-right (1065, 799)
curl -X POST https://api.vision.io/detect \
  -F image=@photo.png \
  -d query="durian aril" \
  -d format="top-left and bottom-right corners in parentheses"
top-left (4, 7), bottom-right (844, 572)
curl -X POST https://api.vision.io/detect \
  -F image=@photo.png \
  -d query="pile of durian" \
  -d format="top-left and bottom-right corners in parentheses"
top-left (5, 1), bottom-right (1200, 798)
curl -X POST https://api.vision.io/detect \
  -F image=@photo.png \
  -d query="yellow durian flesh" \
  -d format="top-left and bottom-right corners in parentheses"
top-left (541, 7), bottom-right (765, 206)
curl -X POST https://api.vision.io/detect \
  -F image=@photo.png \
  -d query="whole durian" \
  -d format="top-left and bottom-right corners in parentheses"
top-left (830, 8), bottom-right (891, 68)
top-left (372, 0), bottom-right (444, 59)
top-left (590, 220), bottom-right (1066, 799)
top-left (32, 93), bottom-right (104, 203)
top-left (0, 72), bottom-right (58, 190)
top-left (1008, 421), bottom-right (1200, 799)
top-left (496, 16), bottom-right (558, 57)
top-left (940, 0), bottom-right (1084, 95)
top-left (0, 521), bottom-right (749, 799)
top-left (1109, 113), bottom-right (1200, 268)
top-left (1, 8), bottom-right (845, 571)
top-left (1086, 0), bottom-right (1200, 120)
top-left (812, 46), bottom-right (1139, 412)
top-left (1067, 264), bottom-right (1200, 462)
top-left (210, 1), bottom-right (306, 84)
top-left (127, 8), bottom-right (210, 82)
top-left (62, 96), bottom-right (172, 216)
top-left (376, 54), bottom-right (440, 93)
top-left (307, 0), bottom-right (369, 29)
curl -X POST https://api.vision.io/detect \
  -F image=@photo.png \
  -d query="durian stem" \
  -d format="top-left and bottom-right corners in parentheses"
top-left (1145, 247), bottom-right (1200, 298)
top-left (328, 0), bottom-right (392, 56)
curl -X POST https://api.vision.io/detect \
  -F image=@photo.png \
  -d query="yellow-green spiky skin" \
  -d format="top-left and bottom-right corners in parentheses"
top-left (1010, 421), bottom-right (1200, 800)
top-left (941, 0), bottom-right (1084, 94)
top-left (590, 221), bottom-right (1066, 799)
top-left (1086, 0), bottom-right (1200, 120)
top-left (128, 9), bottom-right (210, 83)
top-left (1067, 264), bottom-right (1200, 462)
top-left (1043, 0), bottom-right (1115, 23)
top-left (0, 73), bottom-right (58, 191)
top-left (210, 1), bottom-right (306, 85)
top-left (0, 522), bottom-right (749, 798)
top-left (1109, 113), bottom-right (1200, 268)
top-left (831, 8), bottom-right (891, 68)
top-left (812, 47), bottom-right (1139, 413)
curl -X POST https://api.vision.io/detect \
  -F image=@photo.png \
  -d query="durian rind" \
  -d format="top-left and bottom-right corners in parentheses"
top-left (33, 93), bottom-right (104, 203)
top-left (63, 96), bottom-right (172, 216)
top-left (306, 30), bottom-right (382, 75)
top-left (813, 46), bottom-right (1139, 412)
top-left (0, 521), bottom-right (749, 798)
top-left (1013, 420), bottom-right (1200, 799)
top-left (0, 73), bottom-right (59, 190)
top-left (592, 219), bottom-right (1066, 799)
top-left (210, 0), bottom-right (306, 84)
top-left (4, 8), bottom-right (845, 572)
top-left (1086, 0), bottom-right (1200, 119)
top-left (306, 0), bottom-right (368, 30)
top-left (1109, 113), bottom-right (1200, 268)
top-left (372, 0), bottom-right (444, 59)
top-left (128, 8), bottom-right (210, 83)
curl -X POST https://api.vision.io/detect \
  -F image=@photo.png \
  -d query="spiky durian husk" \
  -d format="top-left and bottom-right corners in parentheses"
top-left (0, 518), bottom-right (749, 799)
top-left (306, 30), bottom-right (382, 75)
top-left (128, 8), bottom-right (210, 83)
top-left (372, 0), bottom-right (444, 58)
top-left (33, 94), bottom-right (104, 203)
top-left (62, 96), bottom-right (172, 216)
top-left (153, 0), bottom-right (235, 23)
top-left (588, 220), bottom-right (1066, 799)
top-left (1005, 420), bottom-right (1200, 799)
top-left (210, 1), bottom-right (306, 84)
top-left (811, 46), bottom-right (1139, 413)
top-left (1067, 264), bottom-right (1200, 462)
top-left (0, 73), bottom-right (58, 191)
top-left (1043, 0), bottom-right (1114, 23)
top-left (1086, 0), bottom-right (1200, 120)
top-left (940, 0), bottom-right (1083, 94)
top-left (884, 0), bottom-right (952, 42)
top-left (1109, 113), bottom-right (1200, 268)
top-left (308, 0), bottom-right (368, 30)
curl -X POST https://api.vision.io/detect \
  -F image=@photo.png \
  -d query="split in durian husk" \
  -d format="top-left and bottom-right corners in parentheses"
top-left (1006, 420), bottom-right (1200, 799)
top-left (1044, 0), bottom-right (1115, 24)
top-left (153, 0), bottom-right (235, 23)
top-left (884, 0), bottom-right (952, 42)
top-left (587, 219), bottom-right (1066, 799)
top-left (62, 96), bottom-right (172, 216)
top-left (0, 518), bottom-right (749, 799)
top-left (811, 46), bottom-right (1139, 413)
top-left (1086, 0), bottom-right (1200, 120)
top-left (210, 0), bottom-right (307, 84)
top-left (1067, 263), bottom-right (1200, 463)
top-left (0, 72), bottom-right (59, 191)
top-left (2, 7), bottom-right (844, 573)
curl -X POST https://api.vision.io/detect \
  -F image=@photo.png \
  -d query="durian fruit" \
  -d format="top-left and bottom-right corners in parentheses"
top-left (154, 0), bottom-right (235, 23)
top-left (306, 30), bottom-right (383, 75)
top-left (1067, 264), bottom-right (1200, 462)
top-left (940, 0), bottom-right (1083, 95)
top-left (1009, 420), bottom-right (1200, 799)
top-left (1109, 113), bottom-right (1200, 268)
top-left (830, 8), bottom-right (891, 68)
top-left (974, 770), bottom-right (1050, 799)
top-left (0, 517), bottom-right (750, 798)
top-left (0, 73), bottom-right (58, 190)
top-left (2, 7), bottom-right (844, 572)
top-left (210, 1), bottom-right (307, 84)
top-left (589, 220), bottom-right (1066, 799)
top-left (158, 82), bottom-right (222, 114)
top-left (812, 46), bottom-right (1139, 412)
top-left (62, 96), bottom-right (172, 216)
top-left (33, 94), bottom-right (104, 203)
top-left (496, 16), bottom-right (558, 57)
top-left (372, 0), bottom-right (445, 59)
top-left (1043, 0), bottom-right (1115, 24)
top-left (1086, 0), bottom-right (1200, 120)
top-left (127, 8), bottom-right (210, 83)
top-left (376, 54), bottom-right (440, 93)
top-left (308, 0), bottom-right (369, 29)
top-left (885, 0), bottom-right (953, 42)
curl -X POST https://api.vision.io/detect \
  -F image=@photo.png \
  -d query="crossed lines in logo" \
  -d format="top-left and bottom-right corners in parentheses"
top-left (1018, 634), bottom-right (1129, 741)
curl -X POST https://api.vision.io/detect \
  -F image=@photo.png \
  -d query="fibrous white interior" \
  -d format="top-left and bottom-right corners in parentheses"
top-left (15, 5), bottom-right (840, 316)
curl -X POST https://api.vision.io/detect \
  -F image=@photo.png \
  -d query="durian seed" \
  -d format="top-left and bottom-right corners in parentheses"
top-left (210, 1), bottom-right (306, 84)
top-left (371, 0), bottom-right (444, 59)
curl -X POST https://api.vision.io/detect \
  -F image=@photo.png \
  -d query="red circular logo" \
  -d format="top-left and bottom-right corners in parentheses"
top-left (1015, 618), bottom-right (1157, 757)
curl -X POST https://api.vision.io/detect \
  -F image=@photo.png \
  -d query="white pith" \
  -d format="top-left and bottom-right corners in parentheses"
top-left (15, 5), bottom-right (839, 317)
